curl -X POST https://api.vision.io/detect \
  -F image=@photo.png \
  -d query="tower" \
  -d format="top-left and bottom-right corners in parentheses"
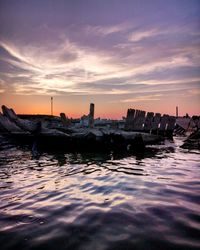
top-left (89, 103), bottom-right (95, 128)
top-left (176, 106), bottom-right (178, 118)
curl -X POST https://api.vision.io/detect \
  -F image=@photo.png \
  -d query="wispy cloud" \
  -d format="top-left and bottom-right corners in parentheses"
top-left (128, 29), bottom-right (159, 42)
top-left (85, 22), bottom-right (132, 36)
top-left (0, 7), bottom-right (199, 107)
top-left (119, 94), bottom-right (163, 103)
top-left (0, 79), bottom-right (5, 93)
top-left (0, 34), bottom-right (199, 98)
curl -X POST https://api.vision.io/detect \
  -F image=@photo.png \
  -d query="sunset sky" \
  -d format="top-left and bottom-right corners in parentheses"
top-left (0, 0), bottom-right (199, 118)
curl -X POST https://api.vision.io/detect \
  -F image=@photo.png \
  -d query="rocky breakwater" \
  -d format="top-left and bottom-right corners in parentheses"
top-left (0, 105), bottom-right (164, 152)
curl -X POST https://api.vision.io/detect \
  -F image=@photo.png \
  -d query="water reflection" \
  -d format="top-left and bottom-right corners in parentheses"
top-left (0, 136), bottom-right (200, 250)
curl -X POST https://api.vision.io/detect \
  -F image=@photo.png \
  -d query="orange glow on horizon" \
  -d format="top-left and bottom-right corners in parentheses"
top-left (0, 90), bottom-right (199, 119)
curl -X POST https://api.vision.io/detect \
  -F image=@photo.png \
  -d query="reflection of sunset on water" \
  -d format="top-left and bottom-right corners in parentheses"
top-left (0, 136), bottom-right (199, 249)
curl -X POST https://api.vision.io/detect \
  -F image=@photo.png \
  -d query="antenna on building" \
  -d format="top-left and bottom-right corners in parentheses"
top-left (51, 97), bottom-right (53, 116)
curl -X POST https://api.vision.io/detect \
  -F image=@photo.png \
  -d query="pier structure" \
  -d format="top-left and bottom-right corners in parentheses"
top-left (80, 103), bottom-right (95, 128)
top-left (1, 104), bottom-right (200, 151)
top-left (176, 106), bottom-right (179, 118)
top-left (125, 108), bottom-right (176, 136)
top-left (89, 103), bottom-right (95, 128)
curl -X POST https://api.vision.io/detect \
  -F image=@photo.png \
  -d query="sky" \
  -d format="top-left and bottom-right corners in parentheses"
top-left (0, 0), bottom-right (199, 118)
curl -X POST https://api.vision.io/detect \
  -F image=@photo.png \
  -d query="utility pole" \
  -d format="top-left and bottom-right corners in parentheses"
top-left (51, 97), bottom-right (53, 116)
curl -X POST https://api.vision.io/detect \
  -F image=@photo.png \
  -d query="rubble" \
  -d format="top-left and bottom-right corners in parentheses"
top-left (0, 105), bottom-right (164, 152)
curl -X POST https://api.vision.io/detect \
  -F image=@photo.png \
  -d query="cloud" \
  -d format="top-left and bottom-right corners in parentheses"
top-left (127, 24), bottom-right (200, 43)
top-left (85, 22), bottom-right (132, 36)
top-left (128, 29), bottom-right (159, 42)
top-left (0, 18), bottom-right (199, 100)
top-left (119, 94), bottom-right (163, 103)
top-left (0, 79), bottom-right (5, 93)
top-left (188, 88), bottom-right (200, 96)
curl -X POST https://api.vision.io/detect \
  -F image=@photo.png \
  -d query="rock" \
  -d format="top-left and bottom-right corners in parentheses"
top-left (0, 112), bottom-right (23, 132)
top-left (60, 113), bottom-right (71, 127)
top-left (120, 131), bottom-right (163, 145)
top-left (127, 134), bottom-right (145, 152)
top-left (181, 129), bottom-right (200, 150)
top-left (181, 139), bottom-right (200, 150)
top-left (187, 129), bottom-right (200, 140)
top-left (2, 105), bottom-right (38, 132)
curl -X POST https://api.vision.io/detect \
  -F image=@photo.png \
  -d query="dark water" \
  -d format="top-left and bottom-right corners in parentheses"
top-left (0, 136), bottom-right (200, 250)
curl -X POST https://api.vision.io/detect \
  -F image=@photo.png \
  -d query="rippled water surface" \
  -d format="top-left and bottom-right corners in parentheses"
top-left (0, 136), bottom-right (200, 250)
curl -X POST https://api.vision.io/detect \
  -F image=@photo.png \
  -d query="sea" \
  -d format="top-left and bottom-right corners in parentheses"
top-left (0, 136), bottom-right (200, 250)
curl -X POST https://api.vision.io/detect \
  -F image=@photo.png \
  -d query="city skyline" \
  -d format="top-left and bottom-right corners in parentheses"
top-left (0, 0), bottom-right (200, 118)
